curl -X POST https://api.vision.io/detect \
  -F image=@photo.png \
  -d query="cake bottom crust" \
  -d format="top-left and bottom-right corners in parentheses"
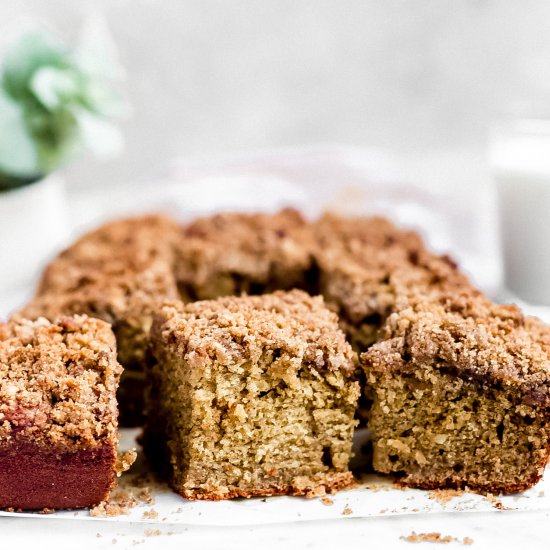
top-left (395, 447), bottom-right (550, 495)
top-left (0, 439), bottom-right (116, 510)
top-left (176, 471), bottom-right (355, 501)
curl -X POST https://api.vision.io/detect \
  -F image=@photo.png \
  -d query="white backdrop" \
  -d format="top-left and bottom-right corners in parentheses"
top-left (1, 0), bottom-right (550, 193)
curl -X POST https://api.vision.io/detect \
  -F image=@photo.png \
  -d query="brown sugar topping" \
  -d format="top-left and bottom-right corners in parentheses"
top-left (367, 289), bottom-right (550, 404)
top-left (313, 213), bottom-right (470, 325)
top-left (0, 315), bottom-right (121, 450)
top-left (153, 289), bottom-right (357, 375)
top-left (18, 215), bottom-right (180, 325)
top-left (176, 208), bottom-right (314, 296)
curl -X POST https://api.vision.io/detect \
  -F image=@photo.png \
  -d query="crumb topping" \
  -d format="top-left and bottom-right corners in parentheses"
top-left (0, 315), bottom-right (121, 449)
top-left (18, 215), bottom-right (180, 324)
top-left (176, 208), bottom-right (313, 288)
top-left (153, 290), bottom-right (356, 375)
top-left (313, 213), bottom-right (469, 323)
top-left (365, 289), bottom-right (550, 404)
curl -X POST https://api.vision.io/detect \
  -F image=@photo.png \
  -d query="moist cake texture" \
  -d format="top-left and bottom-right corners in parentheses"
top-left (17, 215), bottom-right (180, 425)
top-left (176, 208), bottom-right (315, 301)
top-left (363, 289), bottom-right (550, 494)
top-left (145, 290), bottom-right (359, 500)
top-left (0, 315), bottom-right (122, 510)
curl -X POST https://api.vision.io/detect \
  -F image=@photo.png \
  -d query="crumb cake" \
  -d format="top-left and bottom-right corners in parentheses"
top-left (0, 315), bottom-right (122, 510)
top-left (9, 207), bottom-right (550, 500)
top-left (145, 290), bottom-right (359, 500)
top-left (175, 208), bottom-right (315, 301)
top-left (17, 215), bottom-right (181, 425)
top-left (363, 289), bottom-right (550, 494)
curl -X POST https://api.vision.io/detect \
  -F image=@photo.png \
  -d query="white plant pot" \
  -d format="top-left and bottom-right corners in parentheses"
top-left (0, 174), bottom-right (68, 295)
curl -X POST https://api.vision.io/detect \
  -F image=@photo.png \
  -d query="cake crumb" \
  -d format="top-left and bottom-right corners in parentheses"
top-left (142, 508), bottom-right (158, 520)
top-left (96, 533), bottom-right (102, 538)
top-left (90, 483), bottom-right (154, 517)
top-left (342, 505), bottom-right (353, 515)
top-left (145, 529), bottom-right (161, 537)
top-left (483, 493), bottom-right (511, 510)
top-left (428, 489), bottom-right (463, 504)
top-left (38, 508), bottom-right (55, 514)
top-left (400, 532), bottom-right (473, 545)
top-left (320, 497), bottom-right (334, 506)
top-left (116, 449), bottom-right (137, 476)
top-left (539, 491), bottom-right (545, 497)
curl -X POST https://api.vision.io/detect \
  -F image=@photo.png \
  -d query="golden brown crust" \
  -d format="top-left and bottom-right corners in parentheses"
top-left (0, 315), bottom-right (121, 451)
top-left (312, 213), bottom-right (470, 346)
top-left (366, 289), bottom-right (550, 405)
top-left (178, 471), bottom-right (355, 501)
top-left (176, 208), bottom-right (314, 300)
top-left (394, 468), bottom-right (547, 495)
top-left (18, 215), bottom-right (180, 326)
top-left (153, 289), bottom-right (357, 376)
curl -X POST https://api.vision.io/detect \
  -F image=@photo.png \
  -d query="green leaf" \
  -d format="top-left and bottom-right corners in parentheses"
top-left (2, 32), bottom-right (69, 101)
top-left (30, 66), bottom-right (81, 111)
top-left (0, 89), bottom-right (39, 177)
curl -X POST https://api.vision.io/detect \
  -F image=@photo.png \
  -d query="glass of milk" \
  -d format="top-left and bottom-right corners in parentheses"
top-left (491, 118), bottom-right (550, 306)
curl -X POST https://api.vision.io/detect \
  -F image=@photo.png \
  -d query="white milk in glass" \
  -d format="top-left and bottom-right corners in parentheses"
top-left (491, 119), bottom-right (550, 305)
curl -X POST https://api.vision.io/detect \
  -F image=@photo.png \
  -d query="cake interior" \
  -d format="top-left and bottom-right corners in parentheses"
top-left (367, 366), bottom-right (549, 493)
top-left (147, 346), bottom-right (358, 500)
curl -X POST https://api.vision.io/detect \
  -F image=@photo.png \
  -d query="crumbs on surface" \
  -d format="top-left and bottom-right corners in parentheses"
top-left (400, 532), bottom-right (473, 545)
top-left (483, 493), bottom-right (511, 510)
top-left (342, 505), bottom-right (353, 515)
top-left (144, 530), bottom-right (161, 537)
top-left (142, 508), bottom-right (158, 520)
top-left (428, 489), bottom-right (464, 504)
top-left (90, 486), bottom-right (154, 517)
top-left (320, 497), bottom-right (334, 506)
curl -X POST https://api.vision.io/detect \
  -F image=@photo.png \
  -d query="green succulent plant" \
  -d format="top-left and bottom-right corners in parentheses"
top-left (0, 23), bottom-right (125, 191)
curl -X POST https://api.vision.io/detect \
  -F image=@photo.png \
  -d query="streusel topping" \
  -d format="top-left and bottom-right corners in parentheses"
top-left (152, 290), bottom-right (356, 375)
top-left (0, 315), bottom-right (121, 449)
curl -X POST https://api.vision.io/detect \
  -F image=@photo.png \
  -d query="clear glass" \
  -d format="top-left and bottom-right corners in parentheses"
top-left (490, 118), bottom-right (550, 305)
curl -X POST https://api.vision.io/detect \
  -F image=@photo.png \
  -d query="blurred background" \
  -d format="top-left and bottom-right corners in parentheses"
top-left (2, 0), bottom-right (550, 313)
top-left (4, 0), bottom-right (550, 190)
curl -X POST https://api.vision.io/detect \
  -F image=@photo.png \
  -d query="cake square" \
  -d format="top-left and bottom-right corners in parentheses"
top-left (363, 290), bottom-right (550, 494)
top-left (0, 315), bottom-right (123, 510)
top-left (145, 290), bottom-right (359, 500)
top-left (176, 208), bottom-right (315, 301)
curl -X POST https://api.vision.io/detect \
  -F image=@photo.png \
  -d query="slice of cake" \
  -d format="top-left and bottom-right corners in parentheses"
top-left (363, 290), bottom-right (550, 494)
top-left (145, 290), bottom-right (359, 500)
top-left (0, 315), bottom-right (122, 510)
top-left (17, 215), bottom-right (181, 425)
top-left (313, 213), bottom-right (469, 352)
top-left (176, 208), bottom-right (315, 301)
